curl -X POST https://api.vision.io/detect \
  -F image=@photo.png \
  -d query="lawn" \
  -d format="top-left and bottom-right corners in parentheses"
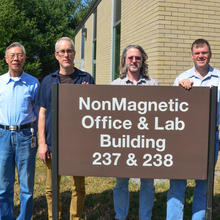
top-left (13, 158), bottom-right (220, 220)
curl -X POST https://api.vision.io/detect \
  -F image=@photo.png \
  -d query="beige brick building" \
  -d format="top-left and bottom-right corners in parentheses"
top-left (74, 0), bottom-right (220, 85)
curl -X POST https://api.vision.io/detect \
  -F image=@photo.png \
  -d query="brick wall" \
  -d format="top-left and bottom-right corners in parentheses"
top-left (83, 16), bottom-right (93, 74)
top-left (74, 29), bottom-right (82, 69)
top-left (95, 0), bottom-right (113, 84)
top-left (121, 0), bottom-right (161, 83)
top-left (121, 0), bottom-right (220, 85)
top-left (157, 0), bottom-right (220, 85)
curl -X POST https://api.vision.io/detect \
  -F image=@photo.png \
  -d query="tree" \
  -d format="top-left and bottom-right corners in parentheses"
top-left (0, 0), bottom-right (93, 79)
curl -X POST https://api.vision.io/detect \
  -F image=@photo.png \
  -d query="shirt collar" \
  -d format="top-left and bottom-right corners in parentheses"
top-left (51, 67), bottom-right (87, 78)
top-left (3, 71), bottom-right (25, 84)
top-left (125, 74), bottom-right (145, 84)
top-left (192, 65), bottom-right (217, 80)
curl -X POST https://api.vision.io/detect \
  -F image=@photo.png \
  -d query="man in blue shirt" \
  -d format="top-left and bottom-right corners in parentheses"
top-left (166, 39), bottom-right (220, 220)
top-left (0, 42), bottom-right (39, 220)
top-left (36, 37), bottom-right (94, 220)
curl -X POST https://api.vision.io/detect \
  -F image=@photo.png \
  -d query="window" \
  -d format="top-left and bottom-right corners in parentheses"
top-left (92, 10), bottom-right (97, 80)
top-left (80, 26), bottom-right (86, 70)
top-left (112, 0), bottom-right (121, 80)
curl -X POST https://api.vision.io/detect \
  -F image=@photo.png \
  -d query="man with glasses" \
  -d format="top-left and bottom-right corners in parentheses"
top-left (0, 42), bottom-right (39, 220)
top-left (36, 37), bottom-right (94, 220)
top-left (111, 45), bottom-right (158, 220)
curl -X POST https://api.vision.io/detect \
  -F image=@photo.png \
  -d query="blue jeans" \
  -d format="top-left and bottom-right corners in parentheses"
top-left (166, 131), bottom-right (219, 220)
top-left (0, 128), bottom-right (37, 220)
top-left (113, 178), bottom-right (155, 220)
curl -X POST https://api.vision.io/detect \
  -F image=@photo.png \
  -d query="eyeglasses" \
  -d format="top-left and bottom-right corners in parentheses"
top-left (8, 53), bottom-right (24, 60)
top-left (56, 49), bottom-right (74, 57)
top-left (127, 56), bottom-right (142, 61)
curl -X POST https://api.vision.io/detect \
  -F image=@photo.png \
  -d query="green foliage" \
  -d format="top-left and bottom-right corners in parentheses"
top-left (0, 0), bottom-right (93, 79)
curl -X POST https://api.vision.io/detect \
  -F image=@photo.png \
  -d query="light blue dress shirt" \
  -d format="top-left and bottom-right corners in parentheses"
top-left (174, 65), bottom-right (220, 125)
top-left (0, 72), bottom-right (39, 125)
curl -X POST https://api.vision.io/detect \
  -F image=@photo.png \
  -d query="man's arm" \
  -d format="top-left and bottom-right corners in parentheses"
top-left (38, 106), bottom-right (49, 163)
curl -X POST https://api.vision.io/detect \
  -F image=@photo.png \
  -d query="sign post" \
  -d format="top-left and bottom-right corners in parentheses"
top-left (52, 85), bottom-right (217, 220)
top-left (206, 86), bottom-right (217, 220)
top-left (52, 84), bottom-right (59, 220)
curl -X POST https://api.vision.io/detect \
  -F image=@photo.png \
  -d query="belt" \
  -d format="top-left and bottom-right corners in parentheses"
top-left (0, 122), bottom-right (34, 131)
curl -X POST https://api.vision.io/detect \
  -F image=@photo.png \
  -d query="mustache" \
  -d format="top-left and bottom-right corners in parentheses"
top-left (126, 63), bottom-right (140, 67)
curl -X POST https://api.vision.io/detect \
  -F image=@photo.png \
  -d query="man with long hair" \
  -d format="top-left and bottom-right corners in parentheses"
top-left (111, 45), bottom-right (158, 220)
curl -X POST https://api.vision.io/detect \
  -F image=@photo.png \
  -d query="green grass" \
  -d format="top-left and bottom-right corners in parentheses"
top-left (13, 158), bottom-right (220, 220)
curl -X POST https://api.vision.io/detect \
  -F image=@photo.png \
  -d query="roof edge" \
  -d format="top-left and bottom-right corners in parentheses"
top-left (74, 0), bottom-right (102, 35)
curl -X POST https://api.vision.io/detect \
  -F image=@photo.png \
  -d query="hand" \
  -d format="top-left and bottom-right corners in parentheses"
top-left (38, 143), bottom-right (50, 164)
top-left (179, 79), bottom-right (193, 90)
top-left (81, 81), bottom-right (89, 85)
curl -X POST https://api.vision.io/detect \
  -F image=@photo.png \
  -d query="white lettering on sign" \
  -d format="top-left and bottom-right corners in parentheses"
top-left (76, 95), bottom-right (193, 170)
top-left (99, 134), bottom-right (166, 152)
top-left (154, 117), bottom-right (185, 130)
top-left (79, 97), bottom-right (189, 115)
top-left (81, 115), bottom-right (132, 129)
top-left (92, 152), bottom-right (173, 167)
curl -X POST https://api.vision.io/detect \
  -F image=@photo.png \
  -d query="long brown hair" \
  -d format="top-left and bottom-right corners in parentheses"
top-left (119, 45), bottom-right (149, 79)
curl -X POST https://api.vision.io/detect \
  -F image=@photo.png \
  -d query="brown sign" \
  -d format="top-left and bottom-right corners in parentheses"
top-left (58, 85), bottom-right (212, 179)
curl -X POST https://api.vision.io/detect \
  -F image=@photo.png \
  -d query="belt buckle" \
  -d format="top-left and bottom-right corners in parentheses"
top-left (9, 125), bottom-right (18, 131)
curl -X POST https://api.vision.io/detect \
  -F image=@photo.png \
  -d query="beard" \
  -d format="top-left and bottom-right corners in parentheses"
top-left (126, 63), bottom-right (141, 74)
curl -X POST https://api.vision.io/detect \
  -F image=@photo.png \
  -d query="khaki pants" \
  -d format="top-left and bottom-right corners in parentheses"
top-left (45, 157), bottom-right (85, 220)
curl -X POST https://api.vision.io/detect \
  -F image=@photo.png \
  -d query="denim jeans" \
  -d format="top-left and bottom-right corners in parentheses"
top-left (113, 178), bottom-right (155, 220)
top-left (45, 157), bottom-right (85, 220)
top-left (166, 131), bottom-right (219, 220)
top-left (0, 128), bottom-right (37, 220)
